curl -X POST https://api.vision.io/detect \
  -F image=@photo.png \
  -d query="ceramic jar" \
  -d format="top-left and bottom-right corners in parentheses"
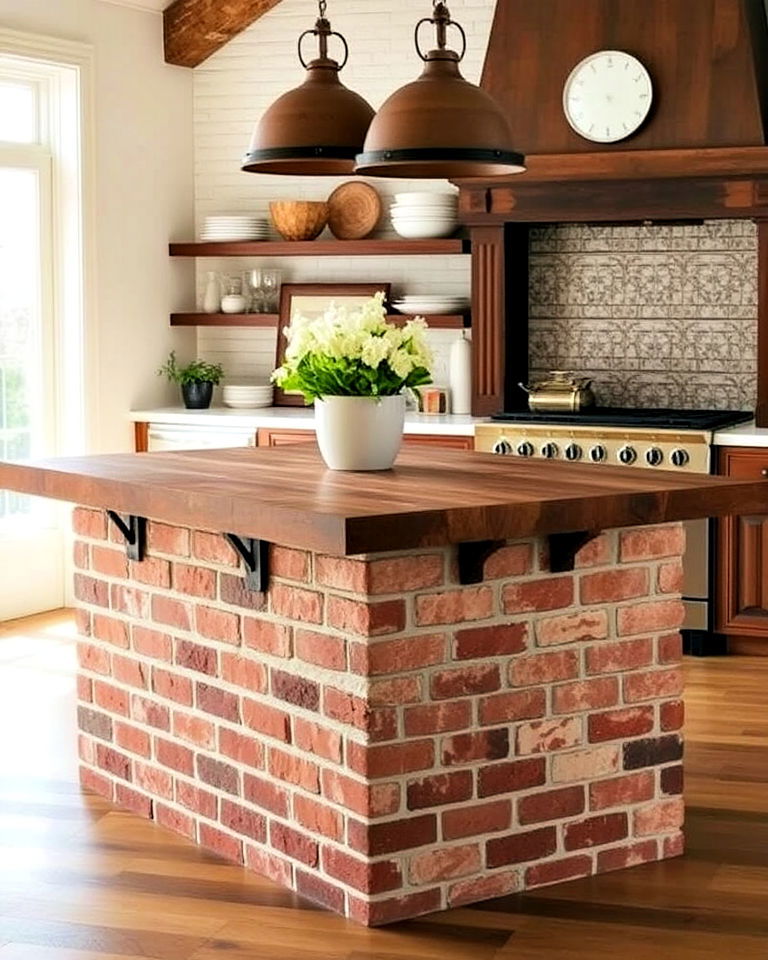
top-left (314, 394), bottom-right (406, 471)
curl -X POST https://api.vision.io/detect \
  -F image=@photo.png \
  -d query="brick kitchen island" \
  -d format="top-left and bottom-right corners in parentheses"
top-left (1, 445), bottom-right (765, 925)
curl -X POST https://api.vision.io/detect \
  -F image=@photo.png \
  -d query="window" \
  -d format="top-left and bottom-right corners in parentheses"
top-left (0, 32), bottom-right (92, 619)
top-left (0, 80), bottom-right (38, 143)
top-left (0, 164), bottom-right (51, 519)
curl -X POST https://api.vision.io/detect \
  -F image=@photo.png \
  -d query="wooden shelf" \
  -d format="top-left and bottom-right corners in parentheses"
top-left (169, 238), bottom-right (471, 258)
top-left (171, 313), bottom-right (279, 327)
top-left (171, 313), bottom-right (469, 329)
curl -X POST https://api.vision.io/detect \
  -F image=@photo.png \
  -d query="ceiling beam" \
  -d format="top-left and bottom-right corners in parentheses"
top-left (164, 0), bottom-right (284, 68)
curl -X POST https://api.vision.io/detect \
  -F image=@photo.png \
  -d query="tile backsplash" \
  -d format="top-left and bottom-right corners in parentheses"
top-left (529, 219), bottom-right (758, 410)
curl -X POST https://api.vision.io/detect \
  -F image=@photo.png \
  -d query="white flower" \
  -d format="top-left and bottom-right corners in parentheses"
top-left (273, 291), bottom-right (433, 397)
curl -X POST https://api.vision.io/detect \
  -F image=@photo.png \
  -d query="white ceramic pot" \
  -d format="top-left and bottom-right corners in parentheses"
top-left (315, 394), bottom-right (406, 471)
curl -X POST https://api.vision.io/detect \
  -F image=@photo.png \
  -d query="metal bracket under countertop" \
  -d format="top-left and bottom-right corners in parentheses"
top-left (225, 534), bottom-right (270, 592)
top-left (106, 511), bottom-right (147, 562)
top-left (457, 530), bottom-right (600, 583)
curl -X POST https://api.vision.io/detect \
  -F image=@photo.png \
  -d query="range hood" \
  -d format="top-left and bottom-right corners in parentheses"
top-left (454, 0), bottom-right (768, 211)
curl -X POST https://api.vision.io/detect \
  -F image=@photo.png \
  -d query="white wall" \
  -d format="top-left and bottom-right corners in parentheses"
top-left (0, 0), bottom-right (195, 452)
top-left (193, 0), bottom-right (498, 384)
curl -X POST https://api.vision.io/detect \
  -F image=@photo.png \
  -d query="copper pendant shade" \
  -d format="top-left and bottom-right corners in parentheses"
top-left (355, 2), bottom-right (525, 179)
top-left (242, 1), bottom-right (375, 176)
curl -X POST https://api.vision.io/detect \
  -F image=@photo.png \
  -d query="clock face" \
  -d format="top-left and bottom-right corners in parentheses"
top-left (563, 50), bottom-right (653, 143)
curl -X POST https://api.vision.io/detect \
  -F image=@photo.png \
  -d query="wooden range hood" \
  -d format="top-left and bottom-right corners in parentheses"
top-left (454, 0), bottom-right (768, 424)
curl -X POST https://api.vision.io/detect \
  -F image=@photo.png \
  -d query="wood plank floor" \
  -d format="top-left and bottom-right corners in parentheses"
top-left (0, 610), bottom-right (766, 959)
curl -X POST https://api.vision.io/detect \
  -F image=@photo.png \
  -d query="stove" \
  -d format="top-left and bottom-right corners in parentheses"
top-left (490, 408), bottom-right (752, 431)
top-left (476, 407), bottom-right (753, 646)
top-left (477, 408), bottom-right (752, 473)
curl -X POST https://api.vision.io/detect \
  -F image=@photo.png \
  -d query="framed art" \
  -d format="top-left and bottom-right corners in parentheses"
top-left (274, 282), bottom-right (391, 406)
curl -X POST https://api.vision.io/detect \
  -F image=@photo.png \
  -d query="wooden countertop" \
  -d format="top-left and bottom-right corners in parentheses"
top-left (1, 445), bottom-right (766, 555)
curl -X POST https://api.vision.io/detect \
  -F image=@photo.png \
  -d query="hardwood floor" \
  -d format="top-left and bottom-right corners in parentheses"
top-left (0, 610), bottom-right (766, 958)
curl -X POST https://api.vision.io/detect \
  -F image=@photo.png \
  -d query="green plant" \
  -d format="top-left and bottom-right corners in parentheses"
top-left (157, 351), bottom-right (224, 386)
top-left (272, 292), bottom-right (432, 403)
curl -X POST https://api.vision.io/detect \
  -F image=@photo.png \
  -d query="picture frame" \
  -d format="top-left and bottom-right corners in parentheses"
top-left (274, 282), bottom-right (392, 407)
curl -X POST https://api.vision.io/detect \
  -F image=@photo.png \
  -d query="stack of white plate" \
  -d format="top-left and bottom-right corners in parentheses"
top-left (390, 192), bottom-right (459, 239)
top-left (392, 294), bottom-right (470, 316)
top-left (201, 215), bottom-right (270, 242)
top-left (222, 383), bottom-right (274, 409)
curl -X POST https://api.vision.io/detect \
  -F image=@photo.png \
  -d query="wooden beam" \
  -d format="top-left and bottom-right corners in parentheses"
top-left (164, 0), bottom-right (285, 68)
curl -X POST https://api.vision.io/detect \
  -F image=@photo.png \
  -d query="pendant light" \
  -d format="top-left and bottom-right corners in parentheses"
top-left (355, 1), bottom-right (525, 179)
top-left (242, 0), bottom-right (375, 176)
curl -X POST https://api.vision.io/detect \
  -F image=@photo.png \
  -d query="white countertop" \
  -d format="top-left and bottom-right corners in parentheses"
top-left (713, 421), bottom-right (768, 448)
top-left (130, 407), bottom-right (487, 437)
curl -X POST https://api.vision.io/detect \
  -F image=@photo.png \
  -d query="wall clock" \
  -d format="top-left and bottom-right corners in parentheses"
top-left (562, 50), bottom-right (653, 143)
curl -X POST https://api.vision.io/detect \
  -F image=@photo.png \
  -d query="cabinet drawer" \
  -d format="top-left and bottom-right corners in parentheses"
top-left (719, 447), bottom-right (768, 480)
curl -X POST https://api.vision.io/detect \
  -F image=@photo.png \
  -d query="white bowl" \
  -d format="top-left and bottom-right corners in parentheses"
top-left (391, 203), bottom-right (457, 213)
top-left (393, 192), bottom-right (458, 206)
top-left (223, 399), bottom-right (274, 409)
top-left (391, 217), bottom-right (458, 228)
top-left (392, 299), bottom-right (469, 315)
top-left (392, 220), bottom-right (458, 239)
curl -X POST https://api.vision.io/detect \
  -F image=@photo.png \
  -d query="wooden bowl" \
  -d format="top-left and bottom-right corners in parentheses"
top-left (269, 201), bottom-right (329, 241)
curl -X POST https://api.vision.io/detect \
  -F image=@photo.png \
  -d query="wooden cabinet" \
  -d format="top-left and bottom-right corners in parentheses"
top-left (257, 427), bottom-right (474, 451)
top-left (136, 423), bottom-right (475, 453)
top-left (716, 446), bottom-right (768, 653)
top-left (257, 428), bottom-right (315, 447)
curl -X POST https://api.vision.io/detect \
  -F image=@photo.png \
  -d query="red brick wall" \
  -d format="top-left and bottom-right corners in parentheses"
top-left (73, 507), bottom-right (685, 925)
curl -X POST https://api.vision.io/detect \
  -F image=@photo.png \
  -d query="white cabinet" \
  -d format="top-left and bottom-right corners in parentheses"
top-left (146, 422), bottom-right (255, 452)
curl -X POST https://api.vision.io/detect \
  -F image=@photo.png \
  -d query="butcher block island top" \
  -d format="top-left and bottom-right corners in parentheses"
top-left (1, 444), bottom-right (766, 554)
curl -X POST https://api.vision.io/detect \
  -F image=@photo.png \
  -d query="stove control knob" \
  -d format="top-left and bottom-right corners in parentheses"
top-left (670, 448), bottom-right (690, 468)
top-left (492, 438), bottom-right (513, 456)
top-left (589, 444), bottom-right (607, 463)
top-left (565, 443), bottom-right (583, 462)
top-left (516, 441), bottom-right (535, 458)
top-left (646, 447), bottom-right (664, 467)
top-left (541, 442), bottom-right (559, 459)
top-left (619, 445), bottom-right (638, 465)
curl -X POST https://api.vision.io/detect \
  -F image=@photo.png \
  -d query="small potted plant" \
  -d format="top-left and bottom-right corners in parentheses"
top-left (272, 292), bottom-right (432, 471)
top-left (157, 351), bottom-right (225, 410)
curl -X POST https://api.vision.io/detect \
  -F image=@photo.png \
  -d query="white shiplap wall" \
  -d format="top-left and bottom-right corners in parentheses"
top-left (191, 0), bottom-right (497, 382)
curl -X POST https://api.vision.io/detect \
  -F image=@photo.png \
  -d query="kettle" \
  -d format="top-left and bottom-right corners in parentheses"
top-left (519, 371), bottom-right (596, 413)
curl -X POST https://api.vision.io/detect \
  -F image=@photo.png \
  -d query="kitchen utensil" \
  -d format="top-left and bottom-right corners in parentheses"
top-left (269, 201), bottom-right (329, 241)
top-left (327, 181), bottom-right (382, 240)
top-left (519, 371), bottom-right (596, 413)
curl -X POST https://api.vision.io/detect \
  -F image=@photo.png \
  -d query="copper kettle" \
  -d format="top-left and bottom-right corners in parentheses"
top-left (519, 371), bottom-right (596, 413)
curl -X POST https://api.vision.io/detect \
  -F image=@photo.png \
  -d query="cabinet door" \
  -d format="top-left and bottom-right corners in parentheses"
top-left (403, 434), bottom-right (475, 451)
top-left (716, 447), bottom-right (768, 650)
top-left (257, 428), bottom-right (316, 447)
top-left (257, 428), bottom-right (475, 451)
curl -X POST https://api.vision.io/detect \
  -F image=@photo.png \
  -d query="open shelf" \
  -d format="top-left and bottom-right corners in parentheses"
top-left (171, 313), bottom-right (279, 327)
top-left (171, 313), bottom-right (469, 329)
top-left (169, 238), bottom-right (471, 258)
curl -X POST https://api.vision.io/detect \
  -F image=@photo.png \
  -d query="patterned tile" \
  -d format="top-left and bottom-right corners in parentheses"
top-left (529, 220), bottom-right (757, 410)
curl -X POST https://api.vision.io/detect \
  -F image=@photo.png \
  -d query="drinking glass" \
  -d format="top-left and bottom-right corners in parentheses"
top-left (262, 269), bottom-right (281, 312)
top-left (245, 269), bottom-right (263, 313)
